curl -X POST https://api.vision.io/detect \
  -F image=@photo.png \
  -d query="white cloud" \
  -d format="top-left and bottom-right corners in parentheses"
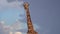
top-left (11, 20), bottom-right (27, 30)
top-left (14, 32), bottom-right (22, 34)
top-left (0, 20), bottom-right (39, 34)
top-left (11, 20), bottom-right (39, 30)
top-left (0, 0), bottom-right (39, 34)
top-left (9, 32), bottom-right (22, 34)
top-left (0, 0), bottom-right (24, 9)
top-left (0, 21), bottom-right (5, 25)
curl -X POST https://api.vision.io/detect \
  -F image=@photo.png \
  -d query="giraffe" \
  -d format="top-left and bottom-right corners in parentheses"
top-left (23, 2), bottom-right (38, 34)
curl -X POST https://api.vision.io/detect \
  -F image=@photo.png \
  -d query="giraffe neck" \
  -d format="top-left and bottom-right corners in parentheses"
top-left (23, 2), bottom-right (38, 34)
top-left (26, 9), bottom-right (34, 32)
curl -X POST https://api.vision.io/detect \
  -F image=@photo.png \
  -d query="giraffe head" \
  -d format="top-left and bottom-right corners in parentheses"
top-left (23, 2), bottom-right (29, 9)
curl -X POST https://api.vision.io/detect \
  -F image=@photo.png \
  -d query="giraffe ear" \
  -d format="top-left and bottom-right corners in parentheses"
top-left (24, 2), bottom-right (29, 6)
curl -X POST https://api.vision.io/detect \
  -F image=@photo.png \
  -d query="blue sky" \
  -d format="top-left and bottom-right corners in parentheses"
top-left (0, 0), bottom-right (60, 34)
top-left (28, 0), bottom-right (60, 34)
top-left (0, 7), bottom-right (25, 25)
